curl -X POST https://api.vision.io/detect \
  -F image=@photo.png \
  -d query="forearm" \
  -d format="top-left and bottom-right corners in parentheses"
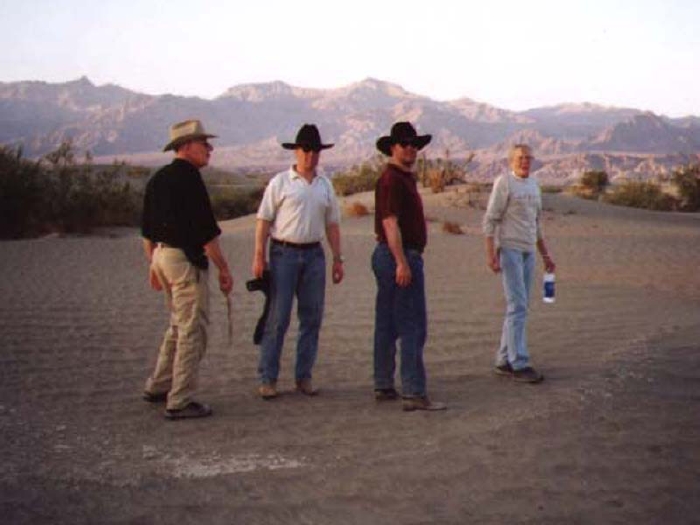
top-left (485, 236), bottom-right (496, 258)
top-left (382, 217), bottom-right (407, 266)
top-left (536, 238), bottom-right (550, 258)
top-left (325, 223), bottom-right (342, 261)
top-left (204, 237), bottom-right (230, 273)
top-left (254, 219), bottom-right (271, 259)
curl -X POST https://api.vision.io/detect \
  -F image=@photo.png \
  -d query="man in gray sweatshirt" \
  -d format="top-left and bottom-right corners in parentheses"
top-left (482, 144), bottom-right (556, 383)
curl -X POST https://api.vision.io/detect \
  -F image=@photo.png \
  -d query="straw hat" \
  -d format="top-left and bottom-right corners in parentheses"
top-left (163, 119), bottom-right (218, 152)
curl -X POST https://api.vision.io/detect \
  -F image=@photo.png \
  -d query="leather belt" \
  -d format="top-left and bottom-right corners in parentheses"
top-left (271, 238), bottom-right (321, 250)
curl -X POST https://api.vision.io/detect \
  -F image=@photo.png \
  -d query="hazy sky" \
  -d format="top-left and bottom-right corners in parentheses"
top-left (2, 0), bottom-right (698, 117)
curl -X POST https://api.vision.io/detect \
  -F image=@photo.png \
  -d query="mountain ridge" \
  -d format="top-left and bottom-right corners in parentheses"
top-left (1, 77), bottom-right (699, 181)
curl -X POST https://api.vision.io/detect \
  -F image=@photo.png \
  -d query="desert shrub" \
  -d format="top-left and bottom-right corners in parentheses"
top-left (345, 202), bottom-right (370, 217)
top-left (672, 164), bottom-right (700, 211)
top-left (0, 142), bottom-right (142, 238)
top-left (209, 186), bottom-right (265, 221)
top-left (332, 159), bottom-right (382, 196)
top-left (442, 221), bottom-right (464, 235)
top-left (428, 169), bottom-right (446, 194)
top-left (0, 146), bottom-right (45, 238)
top-left (602, 181), bottom-right (677, 211)
top-left (569, 170), bottom-right (609, 200)
top-left (580, 170), bottom-right (609, 193)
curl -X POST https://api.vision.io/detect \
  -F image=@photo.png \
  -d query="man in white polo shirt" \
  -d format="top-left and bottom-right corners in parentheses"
top-left (252, 124), bottom-right (344, 399)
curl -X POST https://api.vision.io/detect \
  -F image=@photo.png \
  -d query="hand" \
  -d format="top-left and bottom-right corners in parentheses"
top-left (543, 256), bottom-right (556, 273)
top-left (252, 254), bottom-right (266, 279)
top-left (149, 267), bottom-right (163, 291)
top-left (396, 262), bottom-right (412, 287)
top-left (219, 269), bottom-right (233, 295)
top-left (332, 261), bottom-right (344, 284)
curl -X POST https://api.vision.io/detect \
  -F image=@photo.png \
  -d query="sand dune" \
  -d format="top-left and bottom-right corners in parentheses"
top-left (1, 188), bottom-right (699, 524)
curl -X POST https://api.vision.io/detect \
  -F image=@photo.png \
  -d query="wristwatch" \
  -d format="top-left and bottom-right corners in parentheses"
top-left (333, 255), bottom-right (345, 263)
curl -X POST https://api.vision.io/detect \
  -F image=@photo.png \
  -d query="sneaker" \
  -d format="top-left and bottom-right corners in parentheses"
top-left (164, 401), bottom-right (212, 420)
top-left (295, 379), bottom-right (319, 396)
top-left (143, 391), bottom-right (168, 403)
top-left (402, 396), bottom-right (447, 412)
top-left (258, 382), bottom-right (278, 400)
top-left (374, 388), bottom-right (399, 401)
top-left (493, 362), bottom-right (514, 376)
top-left (512, 367), bottom-right (544, 384)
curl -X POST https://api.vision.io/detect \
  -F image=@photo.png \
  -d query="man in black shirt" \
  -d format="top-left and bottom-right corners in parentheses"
top-left (141, 119), bottom-right (233, 420)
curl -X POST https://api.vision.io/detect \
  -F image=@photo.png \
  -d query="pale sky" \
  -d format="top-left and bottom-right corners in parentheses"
top-left (2, 0), bottom-right (698, 117)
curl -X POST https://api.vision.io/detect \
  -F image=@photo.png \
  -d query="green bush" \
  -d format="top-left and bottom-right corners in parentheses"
top-left (672, 164), bottom-right (700, 211)
top-left (332, 159), bottom-right (382, 196)
top-left (0, 142), bottom-right (142, 238)
top-left (580, 170), bottom-right (609, 193)
top-left (602, 181), bottom-right (677, 211)
top-left (0, 147), bottom-right (47, 237)
top-left (209, 186), bottom-right (265, 221)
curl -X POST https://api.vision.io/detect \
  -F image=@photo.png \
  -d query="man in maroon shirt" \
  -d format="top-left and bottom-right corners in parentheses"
top-left (372, 122), bottom-right (446, 411)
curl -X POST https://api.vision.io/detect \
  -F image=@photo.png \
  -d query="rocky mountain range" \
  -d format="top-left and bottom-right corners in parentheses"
top-left (1, 76), bottom-right (699, 182)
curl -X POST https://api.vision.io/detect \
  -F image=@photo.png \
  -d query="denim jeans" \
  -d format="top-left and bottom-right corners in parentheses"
top-left (497, 247), bottom-right (535, 370)
top-left (372, 243), bottom-right (427, 397)
top-left (258, 243), bottom-right (326, 384)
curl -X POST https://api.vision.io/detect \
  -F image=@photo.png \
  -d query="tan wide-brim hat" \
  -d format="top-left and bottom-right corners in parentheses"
top-left (162, 119), bottom-right (218, 152)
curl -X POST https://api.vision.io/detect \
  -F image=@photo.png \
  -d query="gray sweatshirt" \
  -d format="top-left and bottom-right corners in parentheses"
top-left (482, 171), bottom-right (543, 252)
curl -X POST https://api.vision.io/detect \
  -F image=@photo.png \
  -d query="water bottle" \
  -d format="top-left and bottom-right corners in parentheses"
top-left (543, 272), bottom-right (555, 303)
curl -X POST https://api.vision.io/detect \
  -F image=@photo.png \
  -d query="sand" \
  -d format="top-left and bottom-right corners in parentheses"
top-left (1, 188), bottom-right (699, 524)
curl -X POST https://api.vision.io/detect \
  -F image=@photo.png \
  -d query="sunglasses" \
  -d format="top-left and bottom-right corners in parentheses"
top-left (193, 139), bottom-right (213, 149)
top-left (301, 146), bottom-right (322, 153)
top-left (398, 140), bottom-right (418, 149)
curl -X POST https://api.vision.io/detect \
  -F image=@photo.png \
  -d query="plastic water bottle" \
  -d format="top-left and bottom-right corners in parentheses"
top-left (543, 272), bottom-right (555, 303)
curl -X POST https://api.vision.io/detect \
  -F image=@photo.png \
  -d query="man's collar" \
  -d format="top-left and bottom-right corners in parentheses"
top-left (388, 160), bottom-right (414, 174)
top-left (511, 170), bottom-right (530, 180)
top-left (290, 165), bottom-right (317, 180)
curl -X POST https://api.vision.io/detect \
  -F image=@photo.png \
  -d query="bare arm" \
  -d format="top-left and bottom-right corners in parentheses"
top-left (325, 222), bottom-right (344, 284)
top-left (204, 236), bottom-right (233, 295)
top-left (536, 238), bottom-right (556, 273)
top-left (382, 216), bottom-right (411, 287)
top-left (252, 219), bottom-right (271, 278)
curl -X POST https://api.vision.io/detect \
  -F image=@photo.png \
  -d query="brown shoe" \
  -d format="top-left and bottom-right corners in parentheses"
top-left (374, 388), bottom-right (399, 401)
top-left (258, 382), bottom-right (278, 400)
top-left (512, 367), bottom-right (544, 384)
top-left (402, 396), bottom-right (447, 412)
top-left (295, 379), bottom-right (319, 396)
top-left (143, 391), bottom-right (168, 403)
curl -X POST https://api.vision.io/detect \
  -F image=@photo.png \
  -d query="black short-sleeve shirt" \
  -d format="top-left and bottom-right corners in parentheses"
top-left (374, 163), bottom-right (427, 252)
top-left (141, 158), bottom-right (221, 269)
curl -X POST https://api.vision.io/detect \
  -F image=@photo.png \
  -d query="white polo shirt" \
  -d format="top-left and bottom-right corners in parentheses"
top-left (257, 166), bottom-right (341, 243)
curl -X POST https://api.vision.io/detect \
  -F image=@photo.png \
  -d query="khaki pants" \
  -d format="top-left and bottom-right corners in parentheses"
top-left (145, 246), bottom-right (209, 410)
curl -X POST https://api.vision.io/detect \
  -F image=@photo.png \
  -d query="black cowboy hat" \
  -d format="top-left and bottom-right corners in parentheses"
top-left (376, 121), bottom-right (431, 156)
top-left (282, 124), bottom-right (334, 150)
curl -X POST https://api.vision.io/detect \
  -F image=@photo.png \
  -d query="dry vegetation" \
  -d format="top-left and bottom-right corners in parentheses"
top-left (0, 142), bottom-right (268, 239)
top-left (344, 202), bottom-right (370, 217)
top-left (441, 221), bottom-right (464, 235)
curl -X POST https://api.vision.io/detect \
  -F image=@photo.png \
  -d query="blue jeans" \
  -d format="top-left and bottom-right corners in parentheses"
top-left (497, 247), bottom-right (535, 370)
top-left (259, 243), bottom-right (326, 384)
top-left (372, 243), bottom-right (427, 397)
